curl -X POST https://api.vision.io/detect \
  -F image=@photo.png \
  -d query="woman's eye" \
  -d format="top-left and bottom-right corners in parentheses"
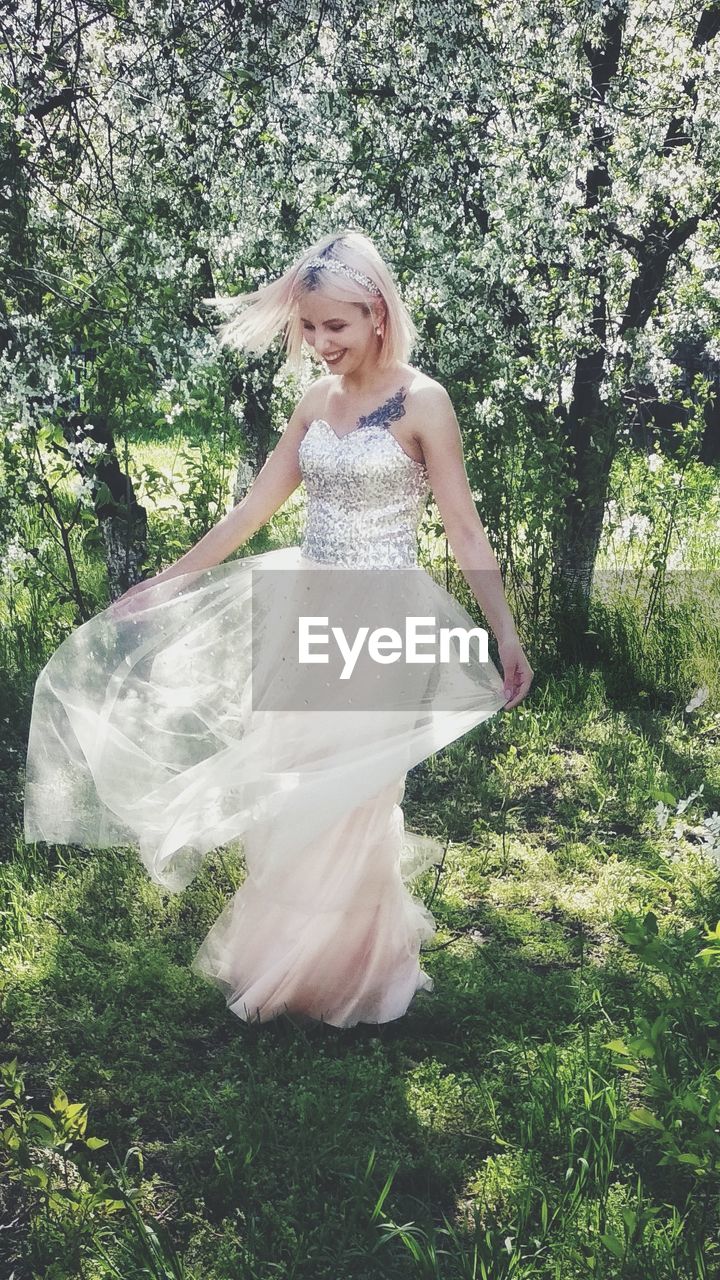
top-left (302, 323), bottom-right (346, 331)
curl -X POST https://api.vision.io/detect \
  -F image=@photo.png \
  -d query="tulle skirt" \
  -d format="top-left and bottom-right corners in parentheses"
top-left (23, 546), bottom-right (508, 1027)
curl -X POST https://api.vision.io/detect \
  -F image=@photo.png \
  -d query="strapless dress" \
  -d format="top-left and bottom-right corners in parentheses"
top-left (23, 411), bottom-right (507, 1026)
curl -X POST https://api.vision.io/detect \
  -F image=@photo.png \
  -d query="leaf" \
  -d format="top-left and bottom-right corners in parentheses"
top-left (626, 1107), bottom-right (666, 1131)
top-left (94, 481), bottom-right (116, 509)
top-left (603, 1038), bottom-right (631, 1055)
top-left (82, 526), bottom-right (104, 552)
top-left (650, 789), bottom-right (677, 805)
top-left (621, 1208), bottom-right (637, 1233)
top-left (28, 1112), bottom-right (56, 1131)
top-left (599, 1233), bottom-right (624, 1258)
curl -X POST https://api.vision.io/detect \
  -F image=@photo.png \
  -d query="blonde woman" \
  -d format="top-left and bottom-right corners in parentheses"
top-left (24, 230), bottom-right (533, 1028)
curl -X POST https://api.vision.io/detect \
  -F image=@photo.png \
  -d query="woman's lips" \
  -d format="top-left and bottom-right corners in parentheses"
top-left (325, 350), bottom-right (346, 364)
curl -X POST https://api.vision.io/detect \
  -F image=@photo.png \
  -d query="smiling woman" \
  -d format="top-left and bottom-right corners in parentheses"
top-left (299, 296), bottom-right (372, 371)
top-left (206, 230), bottom-right (415, 375)
top-left (23, 229), bottom-right (533, 1030)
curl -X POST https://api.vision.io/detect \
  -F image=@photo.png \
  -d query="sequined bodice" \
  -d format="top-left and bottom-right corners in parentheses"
top-left (298, 418), bottom-right (429, 569)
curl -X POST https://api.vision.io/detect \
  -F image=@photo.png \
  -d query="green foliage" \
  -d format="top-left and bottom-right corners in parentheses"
top-left (3, 0), bottom-right (720, 626)
top-left (3, 623), bottom-right (720, 1275)
top-left (0, 1057), bottom-right (187, 1279)
top-left (603, 911), bottom-right (720, 1183)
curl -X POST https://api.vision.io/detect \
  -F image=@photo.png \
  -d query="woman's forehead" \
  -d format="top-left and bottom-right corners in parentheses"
top-left (298, 291), bottom-right (363, 321)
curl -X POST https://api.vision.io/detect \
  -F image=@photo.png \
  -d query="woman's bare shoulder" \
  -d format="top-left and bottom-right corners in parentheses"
top-left (295, 375), bottom-right (337, 422)
top-left (404, 370), bottom-right (454, 439)
top-left (405, 368), bottom-right (451, 400)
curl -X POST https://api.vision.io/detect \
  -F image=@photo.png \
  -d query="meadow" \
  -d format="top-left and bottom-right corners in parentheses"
top-left (1, 422), bottom-right (720, 1280)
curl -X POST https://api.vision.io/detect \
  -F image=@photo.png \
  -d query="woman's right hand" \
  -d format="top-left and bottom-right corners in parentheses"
top-left (498, 635), bottom-right (534, 710)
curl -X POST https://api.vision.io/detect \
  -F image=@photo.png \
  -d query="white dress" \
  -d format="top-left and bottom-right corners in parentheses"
top-left (23, 395), bottom-right (508, 1027)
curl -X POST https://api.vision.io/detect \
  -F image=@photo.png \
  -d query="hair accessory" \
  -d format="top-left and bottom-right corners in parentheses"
top-left (303, 254), bottom-right (382, 296)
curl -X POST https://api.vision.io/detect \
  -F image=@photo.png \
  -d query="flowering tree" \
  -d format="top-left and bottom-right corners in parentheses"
top-left (1, 0), bottom-right (719, 621)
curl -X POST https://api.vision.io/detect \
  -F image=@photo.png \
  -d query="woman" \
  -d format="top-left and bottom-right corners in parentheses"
top-left (23, 230), bottom-right (533, 1028)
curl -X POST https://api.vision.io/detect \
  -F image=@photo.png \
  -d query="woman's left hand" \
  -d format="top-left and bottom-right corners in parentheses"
top-left (498, 636), bottom-right (534, 710)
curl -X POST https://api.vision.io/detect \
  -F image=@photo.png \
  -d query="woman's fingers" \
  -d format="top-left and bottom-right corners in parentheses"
top-left (500, 650), bottom-right (534, 710)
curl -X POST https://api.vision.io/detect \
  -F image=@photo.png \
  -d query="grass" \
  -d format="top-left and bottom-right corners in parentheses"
top-left (3, 663), bottom-right (720, 1277)
top-left (1, 437), bottom-right (720, 1277)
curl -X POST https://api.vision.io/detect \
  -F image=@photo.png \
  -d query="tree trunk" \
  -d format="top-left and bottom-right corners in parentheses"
top-left (549, 1), bottom-right (627, 618)
top-left (228, 359), bottom-right (283, 506)
top-left (63, 411), bottom-right (149, 599)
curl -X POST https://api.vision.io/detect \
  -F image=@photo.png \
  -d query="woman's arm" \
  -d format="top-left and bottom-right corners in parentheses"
top-left (415, 384), bottom-right (533, 708)
top-left (127, 392), bottom-right (314, 590)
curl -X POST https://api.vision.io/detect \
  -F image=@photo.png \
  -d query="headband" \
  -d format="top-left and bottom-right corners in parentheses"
top-left (303, 254), bottom-right (382, 296)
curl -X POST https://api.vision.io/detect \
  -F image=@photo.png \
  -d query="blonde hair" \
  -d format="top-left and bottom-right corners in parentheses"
top-left (203, 229), bottom-right (417, 372)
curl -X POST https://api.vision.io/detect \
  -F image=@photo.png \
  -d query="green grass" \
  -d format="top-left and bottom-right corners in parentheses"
top-left (3, 658), bottom-right (720, 1277)
top-left (2, 440), bottom-right (720, 1277)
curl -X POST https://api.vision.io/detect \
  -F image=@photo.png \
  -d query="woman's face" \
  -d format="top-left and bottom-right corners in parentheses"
top-left (299, 291), bottom-right (383, 375)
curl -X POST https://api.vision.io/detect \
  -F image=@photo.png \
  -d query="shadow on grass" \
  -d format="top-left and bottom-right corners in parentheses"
top-left (4, 648), bottom-right (720, 1276)
top-left (2, 838), bottom-right (656, 1211)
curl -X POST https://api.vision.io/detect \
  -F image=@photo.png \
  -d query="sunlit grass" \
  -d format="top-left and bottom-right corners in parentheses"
top-left (2, 434), bottom-right (720, 1276)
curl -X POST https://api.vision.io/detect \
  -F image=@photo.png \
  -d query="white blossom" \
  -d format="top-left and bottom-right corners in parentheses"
top-left (703, 812), bottom-right (720, 851)
top-left (676, 785), bottom-right (704, 813)
top-left (654, 801), bottom-right (670, 830)
top-left (685, 687), bottom-right (709, 713)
